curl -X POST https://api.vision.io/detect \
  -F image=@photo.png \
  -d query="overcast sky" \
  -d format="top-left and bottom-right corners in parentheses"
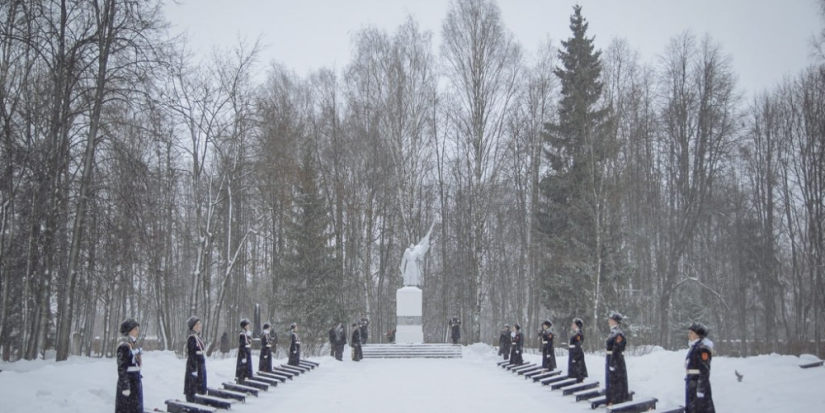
top-left (163, 0), bottom-right (823, 96)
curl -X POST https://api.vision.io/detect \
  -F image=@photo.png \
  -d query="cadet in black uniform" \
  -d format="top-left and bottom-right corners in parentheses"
top-left (184, 316), bottom-right (207, 402)
top-left (605, 312), bottom-right (629, 406)
top-left (510, 323), bottom-right (524, 364)
top-left (449, 316), bottom-right (461, 344)
top-left (351, 322), bottom-right (363, 361)
top-left (685, 322), bottom-right (715, 413)
top-left (288, 323), bottom-right (301, 366)
top-left (259, 322), bottom-right (273, 373)
top-left (498, 324), bottom-right (511, 360)
top-left (115, 318), bottom-right (143, 413)
top-left (235, 319), bottom-right (253, 384)
top-left (568, 318), bottom-right (588, 383)
top-left (540, 320), bottom-right (557, 371)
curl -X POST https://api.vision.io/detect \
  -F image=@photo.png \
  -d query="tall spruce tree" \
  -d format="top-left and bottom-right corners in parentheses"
top-left (280, 146), bottom-right (341, 345)
top-left (538, 5), bottom-right (617, 332)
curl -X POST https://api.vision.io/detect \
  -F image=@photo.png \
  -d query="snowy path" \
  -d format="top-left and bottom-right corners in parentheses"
top-left (266, 358), bottom-right (558, 412)
top-left (1, 344), bottom-right (825, 412)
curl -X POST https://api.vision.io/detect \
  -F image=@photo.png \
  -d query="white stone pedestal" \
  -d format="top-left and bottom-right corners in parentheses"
top-left (396, 286), bottom-right (423, 343)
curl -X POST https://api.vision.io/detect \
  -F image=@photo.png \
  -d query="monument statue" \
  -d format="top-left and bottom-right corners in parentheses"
top-left (399, 223), bottom-right (434, 286)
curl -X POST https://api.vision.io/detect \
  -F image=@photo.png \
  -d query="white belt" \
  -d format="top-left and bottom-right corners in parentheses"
top-left (196, 351), bottom-right (203, 355)
top-left (569, 345), bottom-right (576, 349)
top-left (511, 342), bottom-right (516, 345)
top-left (542, 341), bottom-right (547, 344)
top-left (686, 369), bottom-right (700, 375)
top-left (296, 341), bottom-right (301, 345)
top-left (266, 344), bottom-right (272, 348)
top-left (126, 366), bottom-right (141, 372)
top-left (606, 351), bottom-right (612, 354)
top-left (245, 345), bottom-right (251, 348)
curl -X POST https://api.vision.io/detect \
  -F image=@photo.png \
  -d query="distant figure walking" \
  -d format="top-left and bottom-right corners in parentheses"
top-left (351, 322), bottom-right (363, 361)
top-left (449, 317), bottom-right (461, 345)
top-left (498, 324), bottom-right (511, 360)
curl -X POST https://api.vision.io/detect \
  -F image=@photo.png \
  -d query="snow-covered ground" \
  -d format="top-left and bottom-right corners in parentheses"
top-left (0, 344), bottom-right (823, 412)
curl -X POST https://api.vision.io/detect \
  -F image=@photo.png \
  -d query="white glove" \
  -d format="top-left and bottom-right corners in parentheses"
top-left (609, 366), bottom-right (615, 372)
top-left (241, 359), bottom-right (246, 364)
top-left (191, 372), bottom-right (197, 377)
top-left (572, 360), bottom-right (576, 363)
top-left (263, 356), bottom-right (268, 359)
top-left (293, 351), bottom-right (296, 354)
top-left (516, 351), bottom-right (520, 354)
top-left (697, 392), bottom-right (705, 398)
top-left (546, 354), bottom-right (551, 359)
top-left (122, 390), bottom-right (131, 397)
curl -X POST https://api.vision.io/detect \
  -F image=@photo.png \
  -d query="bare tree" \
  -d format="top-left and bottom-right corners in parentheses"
top-left (441, 0), bottom-right (521, 342)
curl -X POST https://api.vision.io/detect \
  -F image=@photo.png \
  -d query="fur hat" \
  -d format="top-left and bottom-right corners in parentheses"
top-left (240, 318), bottom-right (250, 329)
top-left (187, 316), bottom-right (200, 331)
top-left (689, 322), bottom-right (708, 337)
top-left (542, 320), bottom-right (553, 328)
top-left (263, 323), bottom-right (271, 330)
top-left (120, 318), bottom-right (139, 335)
top-left (608, 312), bottom-right (623, 323)
top-left (573, 318), bottom-right (584, 329)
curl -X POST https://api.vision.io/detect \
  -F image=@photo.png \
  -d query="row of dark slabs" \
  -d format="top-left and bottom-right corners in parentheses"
top-left (497, 357), bottom-right (684, 413)
top-left (157, 359), bottom-right (319, 413)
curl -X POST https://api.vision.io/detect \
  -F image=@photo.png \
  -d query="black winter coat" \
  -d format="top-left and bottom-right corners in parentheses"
top-left (184, 334), bottom-right (207, 402)
top-left (235, 331), bottom-right (253, 383)
top-left (498, 330), bottom-right (511, 359)
top-left (259, 331), bottom-right (273, 373)
top-left (685, 339), bottom-right (715, 413)
top-left (288, 331), bottom-right (301, 366)
top-left (567, 330), bottom-right (588, 382)
top-left (605, 326), bottom-right (629, 405)
top-left (540, 329), bottom-right (557, 370)
top-left (351, 328), bottom-right (363, 361)
top-left (115, 338), bottom-right (143, 413)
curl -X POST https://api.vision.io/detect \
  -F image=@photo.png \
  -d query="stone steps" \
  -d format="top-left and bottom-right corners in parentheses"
top-left (361, 344), bottom-right (462, 359)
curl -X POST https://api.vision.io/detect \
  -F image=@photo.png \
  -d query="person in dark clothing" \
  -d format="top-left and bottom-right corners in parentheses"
top-left (259, 322), bottom-right (273, 373)
top-left (510, 323), bottom-right (524, 364)
top-left (568, 318), bottom-right (588, 383)
top-left (540, 320), bottom-right (557, 371)
top-left (115, 318), bottom-right (143, 413)
top-left (685, 322), bottom-right (715, 413)
top-left (334, 323), bottom-right (346, 361)
top-left (328, 326), bottom-right (337, 357)
top-left (449, 317), bottom-right (461, 344)
top-left (288, 323), bottom-right (301, 366)
top-left (605, 312), bottom-right (629, 406)
top-left (219, 332), bottom-right (230, 358)
top-left (351, 322), bottom-right (363, 361)
top-left (235, 319), bottom-right (253, 384)
top-left (184, 316), bottom-right (207, 403)
top-left (498, 325), bottom-right (511, 360)
top-left (359, 316), bottom-right (369, 344)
